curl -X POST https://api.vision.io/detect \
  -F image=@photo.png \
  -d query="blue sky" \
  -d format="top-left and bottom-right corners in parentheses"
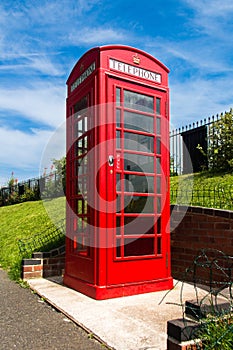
top-left (1, 0), bottom-right (233, 186)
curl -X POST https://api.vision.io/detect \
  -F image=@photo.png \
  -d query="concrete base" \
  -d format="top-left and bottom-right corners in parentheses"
top-left (64, 273), bottom-right (173, 300)
top-left (27, 278), bottom-right (210, 350)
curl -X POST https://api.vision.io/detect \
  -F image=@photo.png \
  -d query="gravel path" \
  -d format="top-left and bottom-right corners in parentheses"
top-left (0, 269), bottom-right (106, 350)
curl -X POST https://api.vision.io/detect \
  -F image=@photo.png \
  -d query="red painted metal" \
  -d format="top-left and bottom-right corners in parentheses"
top-left (64, 45), bottom-right (173, 299)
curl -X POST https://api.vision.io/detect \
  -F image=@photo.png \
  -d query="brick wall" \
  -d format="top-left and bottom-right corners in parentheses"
top-left (170, 205), bottom-right (233, 281)
top-left (22, 246), bottom-right (65, 280)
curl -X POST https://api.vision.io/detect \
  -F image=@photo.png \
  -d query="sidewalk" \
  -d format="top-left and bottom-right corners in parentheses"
top-left (0, 269), bottom-right (103, 350)
top-left (28, 277), bottom-right (208, 350)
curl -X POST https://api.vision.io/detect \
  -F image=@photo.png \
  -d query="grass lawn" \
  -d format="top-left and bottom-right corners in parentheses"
top-left (170, 172), bottom-right (233, 209)
top-left (0, 197), bottom-right (65, 279)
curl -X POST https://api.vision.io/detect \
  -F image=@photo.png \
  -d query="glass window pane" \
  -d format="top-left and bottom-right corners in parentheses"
top-left (124, 90), bottom-right (154, 113)
top-left (116, 109), bottom-right (121, 127)
top-left (74, 96), bottom-right (88, 114)
top-left (156, 137), bottom-right (161, 154)
top-left (156, 97), bottom-right (161, 115)
top-left (75, 135), bottom-right (88, 156)
top-left (124, 174), bottom-right (154, 193)
top-left (116, 130), bottom-right (121, 149)
top-left (116, 217), bottom-right (121, 236)
top-left (116, 239), bottom-right (121, 257)
top-left (83, 200), bottom-right (87, 214)
top-left (124, 196), bottom-right (154, 213)
top-left (124, 154), bottom-right (154, 173)
top-left (124, 132), bottom-right (154, 153)
top-left (124, 217), bottom-right (154, 235)
top-left (74, 122), bottom-right (82, 138)
top-left (156, 117), bottom-right (161, 135)
top-left (124, 111), bottom-right (154, 133)
top-left (157, 197), bottom-right (161, 213)
top-left (124, 238), bottom-right (154, 256)
top-left (76, 199), bottom-right (82, 215)
top-left (156, 177), bottom-right (161, 194)
top-left (77, 176), bottom-right (87, 196)
top-left (78, 156), bottom-right (88, 176)
top-left (77, 216), bottom-right (82, 229)
top-left (116, 195), bottom-right (121, 213)
top-left (116, 88), bottom-right (121, 106)
top-left (156, 157), bottom-right (161, 174)
top-left (157, 237), bottom-right (162, 254)
top-left (156, 216), bottom-right (161, 234)
top-left (116, 173), bottom-right (121, 191)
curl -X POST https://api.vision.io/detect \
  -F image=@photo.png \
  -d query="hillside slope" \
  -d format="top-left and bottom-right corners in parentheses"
top-left (0, 197), bottom-right (65, 278)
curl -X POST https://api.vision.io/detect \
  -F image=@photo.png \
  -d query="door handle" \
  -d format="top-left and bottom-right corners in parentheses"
top-left (108, 155), bottom-right (114, 166)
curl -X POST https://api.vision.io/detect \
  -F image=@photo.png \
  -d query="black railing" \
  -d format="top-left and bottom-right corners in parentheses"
top-left (18, 218), bottom-right (65, 256)
top-left (170, 112), bottom-right (227, 175)
top-left (170, 183), bottom-right (233, 210)
top-left (0, 172), bottom-right (64, 206)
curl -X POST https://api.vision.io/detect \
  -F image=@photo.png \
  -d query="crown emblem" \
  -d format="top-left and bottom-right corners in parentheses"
top-left (133, 54), bottom-right (140, 64)
top-left (80, 63), bottom-right (84, 72)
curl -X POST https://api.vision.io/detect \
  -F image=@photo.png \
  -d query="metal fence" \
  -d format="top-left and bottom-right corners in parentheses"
top-left (170, 183), bottom-right (233, 210)
top-left (183, 249), bottom-right (233, 350)
top-left (170, 113), bottom-right (224, 175)
top-left (18, 218), bottom-right (65, 256)
top-left (0, 172), bottom-right (63, 206)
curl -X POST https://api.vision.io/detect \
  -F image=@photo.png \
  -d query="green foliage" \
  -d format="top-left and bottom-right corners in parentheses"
top-left (52, 157), bottom-right (66, 194)
top-left (198, 314), bottom-right (233, 350)
top-left (198, 109), bottom-right (233, 172)
top-left (0, 171), bottom-right (41, 207)
top-left (42, 157), bottom-right (66, 198)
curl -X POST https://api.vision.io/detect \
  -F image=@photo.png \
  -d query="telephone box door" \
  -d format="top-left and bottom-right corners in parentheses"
top-left (106, 77), bottom-right (171, 286)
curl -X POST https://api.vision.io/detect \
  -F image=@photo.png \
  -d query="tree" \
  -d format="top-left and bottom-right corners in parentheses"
top-left (208, 109), bottom-right (233, 172)
top-left (197, 109), bottom-right (233, 173)
top-left (42, 157), bottom-right (66, 198)
top-left (52, 157), bottom-right (66, 194)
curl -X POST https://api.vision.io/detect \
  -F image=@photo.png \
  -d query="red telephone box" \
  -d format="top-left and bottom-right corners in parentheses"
top-left (64, 45), bottom-right (173, 299)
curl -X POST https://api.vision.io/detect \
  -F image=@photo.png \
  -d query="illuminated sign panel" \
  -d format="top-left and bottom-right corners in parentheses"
top-left (109, 58), bottom-right (161, 83)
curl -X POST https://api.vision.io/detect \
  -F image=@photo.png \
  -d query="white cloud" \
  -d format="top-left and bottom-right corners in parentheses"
top-left (25, 55), bottom-right (64, 76)
top-left (0, 84), bottom-right (66, 128)
top-left (0, 127), bottom-right (52, 167)
top-left (146, 37), bottom-right (231, 75)
top-left (0, 122), bottom-right (66, 186)
top-left (68, 27), bottom-right (128, 45)
top-left (182, 0), bottom-right (233, 40)
top-left (0, 126), bottom-right (53, 185)
top-left (0, 54), bottom-right (63, 76)
top-left (76, 0), bottom-right (102, 14)
top-left (170, 77), bottom-right (233, 127)
top-left (183, 0), bottom-right (233, 17)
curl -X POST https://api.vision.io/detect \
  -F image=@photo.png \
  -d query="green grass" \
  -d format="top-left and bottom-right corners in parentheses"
top-left (198, 314), bottom-right (233, 350)
top-left (170, 172), bottom-right (233, 210)
top-left (1, 172), bottom-right (233, 280)
top-left (0, 197), bottom-right (65, 279)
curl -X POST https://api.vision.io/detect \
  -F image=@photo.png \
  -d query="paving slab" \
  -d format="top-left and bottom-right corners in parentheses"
top-left (28, 278), bottom-right (208, 350)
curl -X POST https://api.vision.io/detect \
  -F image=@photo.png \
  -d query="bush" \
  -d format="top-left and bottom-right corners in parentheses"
top-left (198, 109), bottom-right (233, 173)
top-left (198, 314), bottom-right (233, 349)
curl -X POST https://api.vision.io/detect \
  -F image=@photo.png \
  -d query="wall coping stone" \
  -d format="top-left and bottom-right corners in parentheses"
top-left (167, 318), bottom-right (199, 342)
top-left (171, 205), bottom-right (233, 218)
top-left (32, 245), bottom-right (65, 259)
top-left (22, 259), bottom-right (42, 265)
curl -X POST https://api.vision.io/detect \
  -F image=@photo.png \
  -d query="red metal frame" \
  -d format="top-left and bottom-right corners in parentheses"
top-left (64, 45), bottom-right (173, 299)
